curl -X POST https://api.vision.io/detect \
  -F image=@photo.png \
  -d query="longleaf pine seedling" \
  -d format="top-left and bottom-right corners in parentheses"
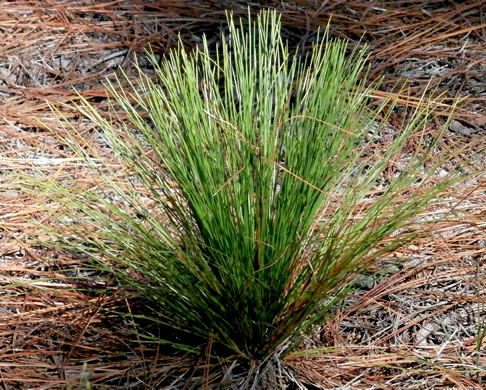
top-left (35, 10), bottom-right (461, 366)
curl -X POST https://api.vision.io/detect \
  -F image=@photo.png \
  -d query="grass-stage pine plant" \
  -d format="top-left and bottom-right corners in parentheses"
top-left (34, 10), bottom-right (460, 364)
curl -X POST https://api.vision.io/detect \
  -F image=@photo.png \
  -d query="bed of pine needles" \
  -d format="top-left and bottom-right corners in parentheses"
top-left (0, 1), bottom-right (484, 388)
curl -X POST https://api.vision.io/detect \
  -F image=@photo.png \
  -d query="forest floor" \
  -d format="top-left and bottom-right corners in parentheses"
top-left (0, 1), bottom-right (485, 389)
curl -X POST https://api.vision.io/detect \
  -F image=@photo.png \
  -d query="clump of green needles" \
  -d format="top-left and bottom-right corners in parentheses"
top-left (35, 9), bottom-right (460, 369)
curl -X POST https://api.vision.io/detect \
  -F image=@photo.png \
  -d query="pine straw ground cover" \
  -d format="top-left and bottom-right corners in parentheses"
top-left (0, 1), bottom-right (484, 389)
